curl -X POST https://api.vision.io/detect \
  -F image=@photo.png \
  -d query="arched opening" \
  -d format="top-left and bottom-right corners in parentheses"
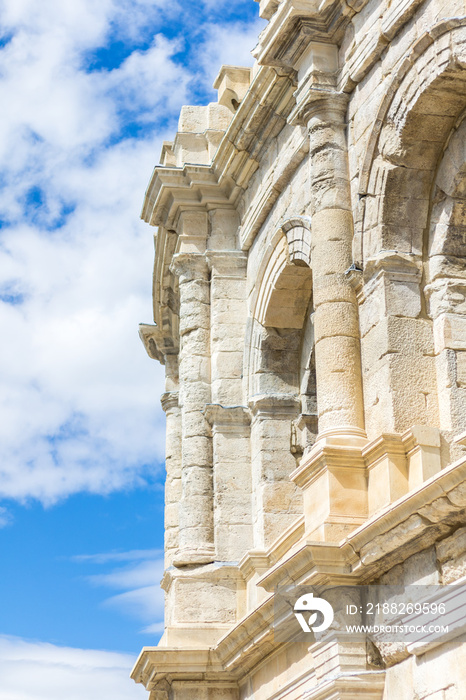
top-left (245, 219), bottom-right (317, 547)
top-left (248, 219), bottom-right (317, 451)
top-left (425, 115), bottom-right (466, 455)
top-left (359, 21), bottom-right (466, 448)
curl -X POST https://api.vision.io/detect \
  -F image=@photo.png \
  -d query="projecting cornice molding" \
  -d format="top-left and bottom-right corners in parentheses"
top-left (131, 454), bottom-right (466, 695)
top-left (254, 0), bottom-right (434, 95)
top-left (138, 323), bottom-right (178, 364)
top-left (141, 165), bottom-right (231, 230)
top-left (253, 0), bottom-right (369, 69)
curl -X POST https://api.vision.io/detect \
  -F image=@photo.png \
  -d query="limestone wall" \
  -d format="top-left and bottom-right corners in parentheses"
top-left (134, 0), bottom-right (466, 698)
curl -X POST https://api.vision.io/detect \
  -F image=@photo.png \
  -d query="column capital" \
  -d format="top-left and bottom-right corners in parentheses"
top-left (203, 404), bottom-right (251, 433)
top-left (206, 250), bottom-right (248, 278)
top-left (289, 88), bottom-right (349, 128)
top-left (363, 251), bottom-right (422, 284)
top-left (170, 252), bottom-right (209, 282)
top-left (161, 391), bottom-right (180, 414)
top-left (249, 393), bottom-right (300, 420)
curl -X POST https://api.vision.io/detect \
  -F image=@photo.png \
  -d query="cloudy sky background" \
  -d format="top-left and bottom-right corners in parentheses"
top-left (0, 0), bottom-right (263, 697)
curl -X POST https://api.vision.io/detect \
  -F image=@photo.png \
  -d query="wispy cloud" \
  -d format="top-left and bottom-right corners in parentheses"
top-left (0, 506), bottom-right (12, 528)
top-left (72, 548), bottom-right (162, 564)
top-left (0, 635), bottom-right (146, 700)
top-left (74, 549), bottom-right (165, 634)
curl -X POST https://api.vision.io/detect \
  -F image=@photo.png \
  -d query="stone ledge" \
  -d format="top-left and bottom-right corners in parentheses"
top-left (253, 452), bottom-right (466, 591)
top-left (131, 648), bottom-right (233, 691)
top-left (139, 323), bottom-right (178, 363)
top-left (303, 671), bottom-right (386, 700)
top-left (348, 453), bottom-right (466, 579)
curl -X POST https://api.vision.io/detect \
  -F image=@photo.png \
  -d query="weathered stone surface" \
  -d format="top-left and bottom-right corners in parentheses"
top-left (135, 6), bottom-right (466, 700)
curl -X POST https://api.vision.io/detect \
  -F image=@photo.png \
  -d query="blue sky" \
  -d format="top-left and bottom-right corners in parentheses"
top-left (0, 0), bottom-right (264, 697)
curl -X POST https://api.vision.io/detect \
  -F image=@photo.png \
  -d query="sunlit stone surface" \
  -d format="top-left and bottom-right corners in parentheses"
top-left (133, 2), bottom-right (466, 698)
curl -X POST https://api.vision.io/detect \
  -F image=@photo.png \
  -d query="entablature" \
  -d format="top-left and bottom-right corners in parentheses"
top-left (132, 451), bottom-right (466, 696)
top-left (141, 65), bottom-right (298, 234)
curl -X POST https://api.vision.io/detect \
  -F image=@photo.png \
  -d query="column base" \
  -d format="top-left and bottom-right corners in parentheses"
top-left (160, 562), bottom-right (243, 650)
top-left (291, 427), bottom-right (368, 542)
top-left (173, 546), bottom-right (216, 567)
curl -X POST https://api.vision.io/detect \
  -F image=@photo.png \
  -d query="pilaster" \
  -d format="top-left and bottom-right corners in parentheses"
top-left (362, 433), bottom-right (408, 516)
top-left (291, 428), bottom-right (368, 542)
top-left (160, 563), bottom-right (243, 650)
top-left (402, 425), bottom-right (442, 491)
top-left (249, 394), bottom-right (302, 549)
top-left (426, 272), bottom-right (466, 450)
top-left (207, 250), bottom-right (248, 406)
top-left (204, 404), bottom-right (253, 562)
top-left (359, 252), bottom-right (439, 438)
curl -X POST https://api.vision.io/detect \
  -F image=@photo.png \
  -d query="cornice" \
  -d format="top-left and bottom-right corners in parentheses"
top-left (141, 3), bottom-right (441, 242)
top-left (151, 226), bottom-right (180, 355)
top-left (141, 165), bottom-right (231, 230)
top-left (131, 648), bottom-right (232, 690)
top-left (257, 539), bottom-right (355, 591)
top-left (303, 672), bottom-right (386, 700)
top-left (203, 404), bottom-right (251, 431)
top-left (138, 323), bottom-right (177, 364)
top-left (347, 453), bottom-right (466, 580)
top-left (254, 0), bottom-right (436, 101)
top-left (249, 393), bottom-right (301, 419)
top-left (160, 391), bottom-right (179, 414)
top-left (213, 67), bottom-right (297, 182)
top-left (252, 0), bottom-right (368, 69)
top-left (238, 549), bottom-right (271, 581)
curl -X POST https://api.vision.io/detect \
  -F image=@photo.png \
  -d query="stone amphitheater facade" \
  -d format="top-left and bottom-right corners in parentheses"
top-left (132, 1), bottom-right (466, 698)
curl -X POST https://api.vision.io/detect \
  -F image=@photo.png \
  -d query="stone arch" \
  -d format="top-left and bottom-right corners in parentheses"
top-left (424, 115), bottom-right (466, 441)
top-left (252, 218), bottom-right (313, 330)
top-left (246, 218), bottom-right (317, 447)
top-left (357, 22), bottom-right (466, 443)
top-left (360, 20), bottom-right (466, 262)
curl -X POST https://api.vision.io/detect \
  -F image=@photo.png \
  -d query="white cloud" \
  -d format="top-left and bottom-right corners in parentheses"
top-left (73, 548), bottom-right (163, 564)
top-left (104, 585), bottom-right (165, 624)
top-left (89, 559), bottom-right (165, 590)
top-left (0, 1), bottom-right (188, 506)
top-left (0, 506), bottom-right (12, 527)
top-left (141, 621), bottom-right (165, 634)
top-left (0, 0), bottom-right (261, 510)
top-left (195, 17), bottom-right (265, 87)
top-left (101, 35), bottom-right (189, 116)
top-left (0, 636), bottom-right (146, 700)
